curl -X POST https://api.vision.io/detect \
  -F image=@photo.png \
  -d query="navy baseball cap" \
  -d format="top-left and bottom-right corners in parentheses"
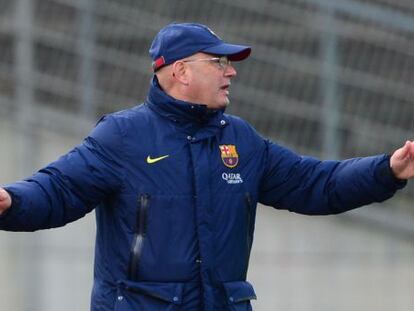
top-left (150, 23), bottom-right (251, 72)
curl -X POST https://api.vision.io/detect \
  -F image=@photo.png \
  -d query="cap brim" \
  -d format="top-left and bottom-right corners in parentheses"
top-left (202, 43), bottom-right (251, 61)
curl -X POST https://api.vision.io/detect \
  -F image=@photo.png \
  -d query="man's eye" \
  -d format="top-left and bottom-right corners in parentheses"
top-left (219, 58), bottom-right (230, 68)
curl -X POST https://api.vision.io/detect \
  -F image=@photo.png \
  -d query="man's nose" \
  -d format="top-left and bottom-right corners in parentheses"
top-left (224, 64), bottom-right (237, 77)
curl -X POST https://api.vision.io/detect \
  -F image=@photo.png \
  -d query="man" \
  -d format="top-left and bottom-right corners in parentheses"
top-left (0, 22), bottom-right (414, 310)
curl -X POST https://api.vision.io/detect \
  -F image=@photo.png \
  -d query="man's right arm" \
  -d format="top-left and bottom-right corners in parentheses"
top-left (0, 115), bottom-right (126, 231)
top-left (0, 188), bottom-right (11, 216)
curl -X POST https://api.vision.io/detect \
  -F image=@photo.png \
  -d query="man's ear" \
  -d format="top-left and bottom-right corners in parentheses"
top-left (172, 61), bottom-right (189, 85)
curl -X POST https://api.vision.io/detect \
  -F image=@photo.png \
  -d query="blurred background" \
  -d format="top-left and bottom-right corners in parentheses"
top-left (1, 0), bottom-right (414, 310)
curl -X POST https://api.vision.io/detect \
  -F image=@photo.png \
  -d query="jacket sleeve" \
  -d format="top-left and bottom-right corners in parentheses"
top-left (0, 115), bottom-right (126, 231)
top-left (259, 140), bottom-right (407, 215)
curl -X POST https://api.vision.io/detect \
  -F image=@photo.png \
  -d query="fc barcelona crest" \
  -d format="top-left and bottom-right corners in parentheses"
top-left (219, 145), bottom-right (239, 168)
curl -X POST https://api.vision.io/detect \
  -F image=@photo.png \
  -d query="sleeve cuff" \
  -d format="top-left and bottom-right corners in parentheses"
top-left (375, 154), bottom-right (407, 190)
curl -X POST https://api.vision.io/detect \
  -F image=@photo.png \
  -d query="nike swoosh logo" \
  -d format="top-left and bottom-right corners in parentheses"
top-left (146, 155), bottom-right (169, 164)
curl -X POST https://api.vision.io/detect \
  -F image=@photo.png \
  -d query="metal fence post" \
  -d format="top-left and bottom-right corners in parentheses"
top-left (320, 6), bottom-right (341, 159)
top-left (15, 1), bottom-right (43, 310)
top-left (79, 0), bottom-right (97, 120)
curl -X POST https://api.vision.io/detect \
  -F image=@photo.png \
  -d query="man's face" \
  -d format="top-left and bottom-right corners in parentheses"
top-left (183, 53), bottom-right (237, 109)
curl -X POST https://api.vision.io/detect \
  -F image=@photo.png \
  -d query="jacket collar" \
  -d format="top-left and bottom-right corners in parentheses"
top-left (145, 76), bottom-right (229, 127)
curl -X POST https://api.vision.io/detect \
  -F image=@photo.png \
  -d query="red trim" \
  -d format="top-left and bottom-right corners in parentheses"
top-left (152, 56), bottom-right (166, 71)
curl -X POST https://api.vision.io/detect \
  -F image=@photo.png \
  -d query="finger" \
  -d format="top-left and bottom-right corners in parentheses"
top-left (402, 141), bottom-right (414, 159)
top-left (409, 141), bottom-right (414, 156)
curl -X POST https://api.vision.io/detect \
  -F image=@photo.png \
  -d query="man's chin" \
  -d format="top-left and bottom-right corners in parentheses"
top-left (219, 98), bottom-right (231, 109)
top-left (207, 99), bottom-right (230, 110)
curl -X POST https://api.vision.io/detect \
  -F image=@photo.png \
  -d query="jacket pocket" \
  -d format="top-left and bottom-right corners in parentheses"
top-left (114, 280), bottom-right (183, 311)
top-left (223, 280), bottom-right (257, 311)
top-left (128, 193), bottom-right (150, 281)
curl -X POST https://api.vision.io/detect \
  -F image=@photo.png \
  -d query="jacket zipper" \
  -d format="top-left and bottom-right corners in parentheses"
top-left (128, 193), bottom-right (150, 281)
top-left (245, 192), bottom-right (253, 242)
top-left (244, 192), bottom-right (254, 278)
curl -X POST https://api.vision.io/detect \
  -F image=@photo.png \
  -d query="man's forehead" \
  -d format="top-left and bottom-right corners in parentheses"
top-left (183, 52), bottom-right (216, 59)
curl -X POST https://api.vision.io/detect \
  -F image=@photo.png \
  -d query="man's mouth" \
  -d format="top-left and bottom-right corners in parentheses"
top-left (220, 84), bottom-right (230, 94)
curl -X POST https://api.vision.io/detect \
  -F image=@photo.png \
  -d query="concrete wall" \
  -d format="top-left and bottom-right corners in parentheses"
top-left (250, 207), bottom-right (414, 310)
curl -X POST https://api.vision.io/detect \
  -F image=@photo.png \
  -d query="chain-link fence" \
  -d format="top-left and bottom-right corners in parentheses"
top-left (1, 0), bottom-right (414, 310)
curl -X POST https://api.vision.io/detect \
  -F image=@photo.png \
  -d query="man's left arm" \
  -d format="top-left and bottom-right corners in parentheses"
top-left (259, 140), bottom-right (408, 215)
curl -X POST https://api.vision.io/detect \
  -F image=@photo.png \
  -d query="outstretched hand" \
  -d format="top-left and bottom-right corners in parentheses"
top-left (0, 188), bottom-right (12, 215)
top-left (390, 141), bottom-right (414, 180)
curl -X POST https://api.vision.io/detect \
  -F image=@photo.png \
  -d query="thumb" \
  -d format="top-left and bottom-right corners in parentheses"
top-left (393, 141), bottom-right (411, 161)
top-left (0, 188), bottom-right (12, 211)
top-left (0, 188), bottom-right (7, 200)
